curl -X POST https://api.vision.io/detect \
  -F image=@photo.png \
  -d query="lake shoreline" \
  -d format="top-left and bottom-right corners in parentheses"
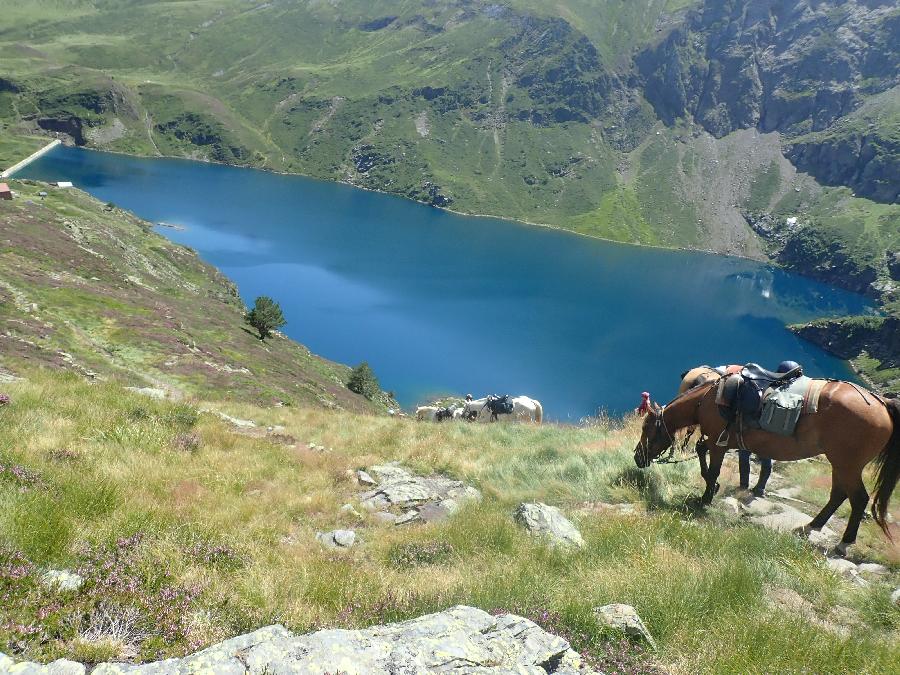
top-left (17, 144), bottom-right (875, 416)
top-left (31, 140), bottom-right (769, 263)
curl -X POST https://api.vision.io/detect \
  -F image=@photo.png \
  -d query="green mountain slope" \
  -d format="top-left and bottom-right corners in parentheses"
top-left (0, 179), bottom-right (390, 411)
top-left (0, 0), bottom-right (898, 296)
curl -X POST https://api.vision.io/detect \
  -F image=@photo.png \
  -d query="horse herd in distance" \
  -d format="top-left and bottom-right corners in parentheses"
top-left (415, 394), bottom-right (543, 424)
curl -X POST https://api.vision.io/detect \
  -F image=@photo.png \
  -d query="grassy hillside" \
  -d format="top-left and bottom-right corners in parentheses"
top-left (1, 0), bottom-right (897, 290)
top-left (0, 179), bottom-right (388, 411)
top-left (0, 372), bottom-right (898, 672)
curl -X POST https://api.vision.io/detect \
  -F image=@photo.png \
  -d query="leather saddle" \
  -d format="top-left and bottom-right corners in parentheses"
top-left (717, 363), bottom-right (803, 425)
top-left (486, 394), bottom-right (514, 418)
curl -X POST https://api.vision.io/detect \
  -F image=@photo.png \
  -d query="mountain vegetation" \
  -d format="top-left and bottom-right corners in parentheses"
top-left (0, 1), bottom-right (897, 300)
top-left (0, 179), bottom-right (389, 411)
top-left (0, 372), bottom-right (897, 671)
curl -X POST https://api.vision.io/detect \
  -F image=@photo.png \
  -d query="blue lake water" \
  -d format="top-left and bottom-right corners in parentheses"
top-left (20, 146), bottom-right (874, 419)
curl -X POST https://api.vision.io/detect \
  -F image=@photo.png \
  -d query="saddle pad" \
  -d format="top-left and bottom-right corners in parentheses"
top-left (804, 379), bottom-right (828, 414)
top-left (772, 376), bottom-right (827, 414)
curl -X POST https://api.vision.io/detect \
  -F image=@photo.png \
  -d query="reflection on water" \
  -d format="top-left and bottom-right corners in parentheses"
top-left (20, 146), bottom-right (874, 418)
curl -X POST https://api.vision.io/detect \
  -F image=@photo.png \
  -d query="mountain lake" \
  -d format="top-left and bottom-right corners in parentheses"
top-left (19, 145), bottom-right (875, 419)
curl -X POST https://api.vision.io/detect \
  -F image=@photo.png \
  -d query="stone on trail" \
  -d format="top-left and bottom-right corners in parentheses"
top-left (857, 562), bottom-right (888, 578)
top-left (2, 606), bottom-right (602, 674)
top-left (315, 529), bottom-right (356, 548)
top-left (515, 502), bottom-right (585, 549)
top-left (826, 558), bottom-right (868, 587)
top-left (594, 603), bottom-right (657, 650)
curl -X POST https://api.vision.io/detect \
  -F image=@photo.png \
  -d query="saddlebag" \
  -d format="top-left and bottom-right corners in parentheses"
top-left (759, 389), bottom-right (804, 436)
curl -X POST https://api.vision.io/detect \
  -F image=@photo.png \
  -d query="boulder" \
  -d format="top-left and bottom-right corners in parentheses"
top-left (826, 558), bottom-right (868, 587)
top-left (41, 569), bottom-right (84, 593)
top-left (515, 502), bottom-right (584, 549)
top-left (856, 562), bottom-right (888, 578)
top-left (2, 607), bottom-right (601, 674)
top-left (0, 653), bottom-right (86, 674)
top-left (594, 603), bottom-right (657, 649)
top-left (315, 529), bottom-right (356, 549)
top-left (357, 470), bottom-right (376, 486)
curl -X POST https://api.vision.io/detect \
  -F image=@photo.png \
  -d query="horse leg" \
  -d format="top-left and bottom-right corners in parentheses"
top-left (738, 450), bottom-right (751, 489)
top-left (798, 483), bottom-right (846, 535)
top-left (752, 457), bottom-right (772, 497)
top-left (834, 480), bottom-right (870, 557)
top-left (695, 439), bottom-right (708, 480)
top-left (701, 445), bottom-right (725, 505)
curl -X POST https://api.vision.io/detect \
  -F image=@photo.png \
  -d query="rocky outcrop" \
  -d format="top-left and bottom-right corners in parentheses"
top-left (358, 463), bottom-right (481, 525)
top-left (787, 130), bottom-right (900, 203)
top-left (0, 606), bottom-right (601, 674)
top-left (514, 502), bottom-right (585, 549)
top-left (791, 315), bottom-right (900, 394)
top-left (637, 1), bottom-right (900, 139)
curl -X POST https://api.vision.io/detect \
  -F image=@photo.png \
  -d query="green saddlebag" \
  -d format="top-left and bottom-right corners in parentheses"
top-left (759, 390), bottom-right (804, 436)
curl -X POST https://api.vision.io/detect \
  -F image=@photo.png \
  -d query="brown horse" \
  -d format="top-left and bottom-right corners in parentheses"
top-left (634, 380), bottom-right (900, 554)
top-left (678, 365), bottom-right (722, 395)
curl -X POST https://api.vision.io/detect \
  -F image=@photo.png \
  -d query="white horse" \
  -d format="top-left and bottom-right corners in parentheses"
top-left (462, 396), bottom-right (543, 424)
top-left (416, 405), bottom-right (463, 422)
top-left (416, 406), bottom-right (438, 421)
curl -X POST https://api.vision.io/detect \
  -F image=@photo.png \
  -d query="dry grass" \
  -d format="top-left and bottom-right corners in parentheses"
top-left (0, 371), bottom-right (897, 673)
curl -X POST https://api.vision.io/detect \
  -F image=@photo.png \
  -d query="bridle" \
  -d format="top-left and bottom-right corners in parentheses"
top-left (638, 381), bottom-right (716, 465)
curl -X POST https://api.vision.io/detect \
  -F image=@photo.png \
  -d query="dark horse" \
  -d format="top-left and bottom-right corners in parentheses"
top-left (634, 380), bottom-right (900, 555)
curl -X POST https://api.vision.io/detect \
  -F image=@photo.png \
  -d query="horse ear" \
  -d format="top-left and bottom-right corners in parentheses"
top-left (652, 402), bottom-right (662, 413)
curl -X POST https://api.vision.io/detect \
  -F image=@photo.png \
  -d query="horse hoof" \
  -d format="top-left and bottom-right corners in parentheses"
top-left (831, 542), bottom-right (850, 558)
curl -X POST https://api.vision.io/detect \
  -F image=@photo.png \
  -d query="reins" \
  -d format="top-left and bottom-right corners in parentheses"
top-left (647, 381), bottom-right (717, 465)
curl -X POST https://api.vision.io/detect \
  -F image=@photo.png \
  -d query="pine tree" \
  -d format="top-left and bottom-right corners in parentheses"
top-left (245, 296), bottom-right (286, 340)
top-left (347, 362), bottom-right (380, 400)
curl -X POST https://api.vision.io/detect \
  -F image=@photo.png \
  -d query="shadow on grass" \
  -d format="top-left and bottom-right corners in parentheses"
top-left (614, 466), bottom-right (711, 519)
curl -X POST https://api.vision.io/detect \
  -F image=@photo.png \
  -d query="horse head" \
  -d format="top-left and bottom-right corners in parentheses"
top-left (634, 403), bottom-right (673, 468)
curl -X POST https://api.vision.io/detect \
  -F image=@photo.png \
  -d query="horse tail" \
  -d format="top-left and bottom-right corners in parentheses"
top-left (534, 400), bottom-right (543, 425)
top-left (872, 398), bottom-right (900, 537)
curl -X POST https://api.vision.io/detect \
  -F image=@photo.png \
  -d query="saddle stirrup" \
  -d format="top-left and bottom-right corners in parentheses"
top-left (716, 428), bottom-right (730, 447)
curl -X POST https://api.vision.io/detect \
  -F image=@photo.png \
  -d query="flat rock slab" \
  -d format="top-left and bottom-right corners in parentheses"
top-left (515, 502), bottom-right (584, 549)
top-left (359, 463), bottom-right (481, 526)
top-left (41, 569), bottom-right (84, 593)
top-left (1, 606), bottom-right (601, 674)
top-left (315, 529), bottom-right (356, 549)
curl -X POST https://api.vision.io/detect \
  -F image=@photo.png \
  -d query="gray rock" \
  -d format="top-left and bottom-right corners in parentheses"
top-left (394, 510), bottom-right (421, 526)
top-left (315, 529), bottom-right (356, 548)
top-left (891, 588), bottom-right (900, 606)
top-left (4, 607), bottom-right (598, 673)
top-left (371, 511), bottom-right (398, 525)
top-left (0, 656), bottom-right (86, 674)
top-left (41, 569), bottom-right (84, 593)
top-left (595, 603), bottom-right (657, 649)
top-left (125, 386), bottom-right (167, 400)
top-left (750, 502), bottom-right (811, 533)
top-left (340, 503), bottom-right (363, 519)
top-left (418, 501), bottom-right (453, 523)
top-left (826, 558), bottom-right (868, 587)
top-left (515, 502), bottom-right (584, 549)
top-left (357, 462), bottom-right (481, 525)
top-left (857, 562), bottom-right (888, 578)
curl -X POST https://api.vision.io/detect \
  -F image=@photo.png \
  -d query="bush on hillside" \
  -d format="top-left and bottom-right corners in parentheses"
top-left (347, 362), bottom-right (380, 400)
top-left (244, 296), bottom-right (286, 340)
